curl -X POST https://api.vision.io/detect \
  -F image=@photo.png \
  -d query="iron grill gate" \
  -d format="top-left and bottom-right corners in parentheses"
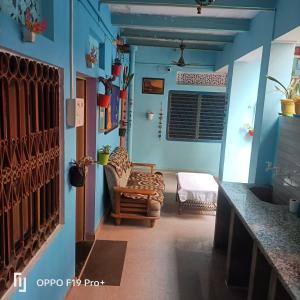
top-left (167, 91), bottom-right (227, 142)
top-left (0, 51), bottom-right (60, 295)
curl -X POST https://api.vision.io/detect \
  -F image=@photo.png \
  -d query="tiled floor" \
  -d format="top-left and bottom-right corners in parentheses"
top-left (67, 173), bottom-right (247, 300)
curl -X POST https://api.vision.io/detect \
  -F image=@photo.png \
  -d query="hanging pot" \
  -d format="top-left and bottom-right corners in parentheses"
top-left (119, 128), bottom-right (126, 137)
top-left (120, 89), bottom-right (127, 100)
top-left (69, 165), bottom-right (85, 187)
top-left (98, 94), bottom-right (111, 108)
top-left (118, 44), bottom-right (130, 53)
top-left (22, 27), bottom-right (36, 42)
top-left (112, 64), bottom-right (122, 76)
top-left (248, 129), bottom-right (254, 137)
top-left (281, 99), bottom-right (295, 116)
top-left (97, 151), bottom-right (110, 165)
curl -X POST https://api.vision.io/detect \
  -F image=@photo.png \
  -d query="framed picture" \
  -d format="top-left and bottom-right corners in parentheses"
top-left (142, 78), bottom-right (165, 95)
top-left (104, 85), bottom-right (120, 134)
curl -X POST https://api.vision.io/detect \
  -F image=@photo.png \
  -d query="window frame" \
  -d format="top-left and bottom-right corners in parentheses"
top-left (166, 90), bottom-right (227, 143)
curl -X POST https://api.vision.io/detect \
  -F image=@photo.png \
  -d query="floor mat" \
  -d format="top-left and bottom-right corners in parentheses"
top-left (80, 240), bottom-right (127, 286)
top-left (76, 240), bottom-right (94, 277)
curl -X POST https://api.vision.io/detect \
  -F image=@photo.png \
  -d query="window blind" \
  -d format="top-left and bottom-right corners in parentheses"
top-left (167, 91), bottom-right (227, 142)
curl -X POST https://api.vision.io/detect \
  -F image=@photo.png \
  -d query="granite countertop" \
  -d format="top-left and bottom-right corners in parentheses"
top-left (220, 182), bottom-right (300, 300)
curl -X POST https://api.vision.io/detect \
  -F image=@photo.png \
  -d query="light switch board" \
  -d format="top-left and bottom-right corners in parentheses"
top-left (67, 98), bottom-right (85, 127)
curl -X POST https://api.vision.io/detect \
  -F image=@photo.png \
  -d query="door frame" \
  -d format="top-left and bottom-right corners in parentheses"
top-left (76, 74), bottom-right (97, 240)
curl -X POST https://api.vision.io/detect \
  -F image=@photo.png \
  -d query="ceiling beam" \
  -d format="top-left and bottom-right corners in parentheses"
top-left (127, 36), bottom-right (225, 47)
top-left (121, 28), bottom-right (235, 43)
top-left (127, 38), bottom-right (223, 50)
top-left (112, 13), bottom-right (250, 32)
top-left (103, 0), bottom-right (276, 10)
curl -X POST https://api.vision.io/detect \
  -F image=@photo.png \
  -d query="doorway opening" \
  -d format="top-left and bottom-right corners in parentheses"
top-left (75, 76), bottom-right (97, 276)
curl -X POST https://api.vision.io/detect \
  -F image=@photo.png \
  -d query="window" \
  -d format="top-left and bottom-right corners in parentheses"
top-left (0, 50), bottom-right (61, 295)
top-left (167, 91), bottom-right (227, 142)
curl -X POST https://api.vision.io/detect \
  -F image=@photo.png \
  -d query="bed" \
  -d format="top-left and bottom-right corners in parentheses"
top-left (176, 172), bottom-right (218, 214)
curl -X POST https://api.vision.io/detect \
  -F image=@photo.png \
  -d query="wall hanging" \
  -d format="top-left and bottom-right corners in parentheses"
top-left (158, 102), bottom-right (163, 140)
top-left (176, 71), bottom-right (227, 86)
top-left (142, 78), bottom-right (165, 94)
top-left (85, 46), bottom-right (97, 68)
top-left (23, 7), bottom-right (47, 42)
top-left (147, 111), bottom-right (155, 121)
top-left (105, 85), bottom-right (120, 133)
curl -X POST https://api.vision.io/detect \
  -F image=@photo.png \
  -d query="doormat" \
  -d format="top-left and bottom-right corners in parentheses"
top-left (80, 240), bottom-right (127, 286)
top-left (76, 240), bottom-right (94, 276)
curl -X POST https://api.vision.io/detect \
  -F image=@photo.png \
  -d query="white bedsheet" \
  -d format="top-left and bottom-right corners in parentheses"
top-left (177, 172), bottom-right (218, 203)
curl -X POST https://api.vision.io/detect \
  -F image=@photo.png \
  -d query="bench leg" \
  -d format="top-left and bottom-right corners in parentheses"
top-left (115, 218), bottom-right (121, 226)
top-left (150, 220), bottom-right (156, 227)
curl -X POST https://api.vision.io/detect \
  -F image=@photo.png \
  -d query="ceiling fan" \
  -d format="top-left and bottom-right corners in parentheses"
top-left (171, 42), bottom-right (204, 68)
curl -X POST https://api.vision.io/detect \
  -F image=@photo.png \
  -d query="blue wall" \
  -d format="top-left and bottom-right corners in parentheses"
top-left (250, 43), bottom-right (296, 184)
top-left (0, 0), bottom-right (120, 299)
top-left (223, 57), bottom-right (262, 182)
top-left (215, 2), bottom-right (300, 183)
top-left (131, 46), bottom-right (226, 176)
top-left (73, 0), bottom-right (123, 233)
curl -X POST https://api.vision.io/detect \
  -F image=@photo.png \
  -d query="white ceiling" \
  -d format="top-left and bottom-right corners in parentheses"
top-left (236, 47), bottom-right (263, 62)
top-left (109, 3), bottom-right (264, 50)
top-left (275, 26), bottom-right (300, 44)
top-left (110, 4), bottom-right (259, 19)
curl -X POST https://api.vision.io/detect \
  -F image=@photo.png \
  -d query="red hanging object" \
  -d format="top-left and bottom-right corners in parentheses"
top-left (112, 64), bottom-right (122, 76)
top-left (120, 89), bottom-right (127, 100)
top-left (98, 94), bottom-right (111, 108)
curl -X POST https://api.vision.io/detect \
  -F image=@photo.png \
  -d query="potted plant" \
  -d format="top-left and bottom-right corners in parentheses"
top-left (86, 47), bottom-right (97, 68)
top-left (244, 123), bottom-right (254, 137)
top-left (23, 7), bottom-right (47, 42)
top-left (294, 95), bottom-right (300, 115)
top-left (97, 145), bottom-right (111, 165)
top-left (69, 156), bottom-right (96, 187)
top-left (120, 66), bottom-right (134, 100)
top-left (266, 75), bottom-right (300, 116)
top-left (98, 76), bottom-right (114, 108)
top-left (112, 58), bottom-right (122, 77)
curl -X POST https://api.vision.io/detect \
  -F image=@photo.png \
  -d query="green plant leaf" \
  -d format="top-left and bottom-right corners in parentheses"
top-left (266, 75), bottom-right (288, 96)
